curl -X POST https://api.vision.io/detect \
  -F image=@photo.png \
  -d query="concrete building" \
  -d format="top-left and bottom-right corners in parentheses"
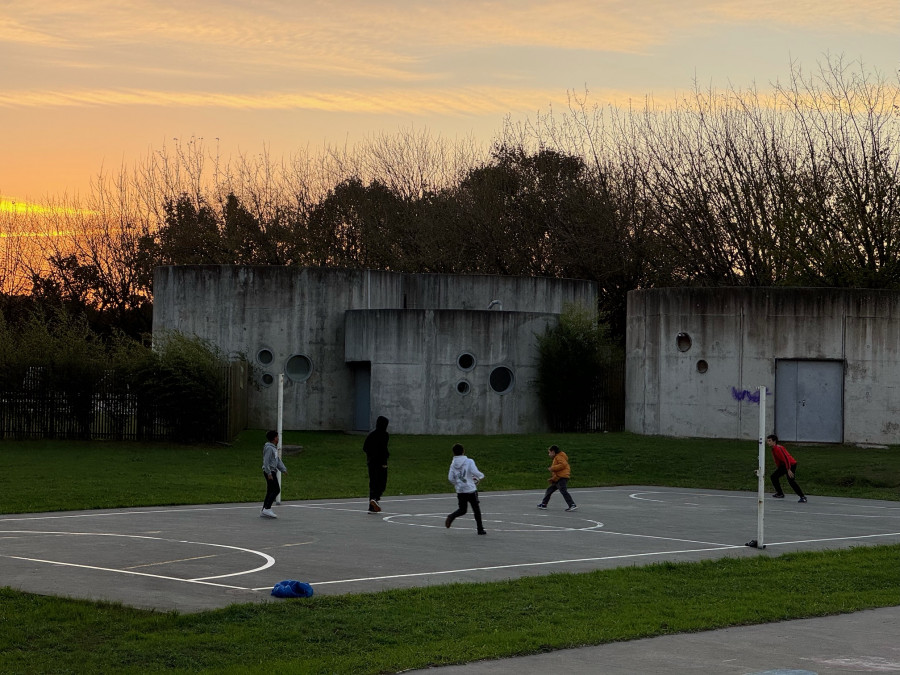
top-left (626, 286), bottom-right (900, 444)
top-left (152, 266), bottom-right (597, 434)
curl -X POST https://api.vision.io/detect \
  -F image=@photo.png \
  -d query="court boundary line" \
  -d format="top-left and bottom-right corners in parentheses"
top-left (250, 530), bottom-right (900, 591)
top-left (0, 530), bottom-right (274, 583)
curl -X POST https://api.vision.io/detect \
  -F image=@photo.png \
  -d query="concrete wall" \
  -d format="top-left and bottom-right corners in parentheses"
top-left (152, 265), bottom-right (597, 433)
top-left (626, 287), bottom-right (900, 444)
top-left (345, 309), bottom-right (557, 434)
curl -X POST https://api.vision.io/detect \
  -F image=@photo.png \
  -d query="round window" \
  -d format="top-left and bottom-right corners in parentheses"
top-left (285, 354), bottom-right (313, 383)
top-left (457, 352), bottom-right (476, 371)
top-left (456, 380), bottom-right (471, 395)
top-left (676, 333), bottom-right (692, 352)
top-left (257, 348), bottom-right (274, 366)
top-left (489, 366), bottom-right (514, 394)
top-left (261, 373), bottom-right (274, 387)
top-left (697, 360), bottom-right (709, 374)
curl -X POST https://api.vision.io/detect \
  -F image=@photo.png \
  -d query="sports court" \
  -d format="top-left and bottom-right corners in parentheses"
top-left (2, 486), bottom-right (899, 613)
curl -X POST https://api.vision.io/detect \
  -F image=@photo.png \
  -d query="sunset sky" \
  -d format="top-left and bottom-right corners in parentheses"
top-left (2, 0), bottom-right (898, 205)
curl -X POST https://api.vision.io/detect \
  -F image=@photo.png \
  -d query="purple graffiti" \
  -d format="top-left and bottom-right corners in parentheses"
top-left (731, 387), bottom-right (769, 403)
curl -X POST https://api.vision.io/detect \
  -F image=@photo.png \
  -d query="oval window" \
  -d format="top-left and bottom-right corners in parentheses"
top-left (489, 366), bottom-right (514, 394)
top-left (457, 352), bottom-right (476, 371)
top-left (285, 354), bottom-right (313, 383)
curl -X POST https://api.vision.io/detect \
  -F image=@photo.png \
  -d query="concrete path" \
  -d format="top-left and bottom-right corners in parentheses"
top-left (407, 606), bottom-right (900, 674)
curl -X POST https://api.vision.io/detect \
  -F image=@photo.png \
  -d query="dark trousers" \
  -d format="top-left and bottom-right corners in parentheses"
top-left (447, 491), bottom-right (485, 532)
top-left (263, 472), bottom-right (280, 509)
top-left (368, 464), bottom-right (388, 502)
top-left (542, 477), bottom-right (575, 507)
top-left (771, 463), bottom-right (805, 498)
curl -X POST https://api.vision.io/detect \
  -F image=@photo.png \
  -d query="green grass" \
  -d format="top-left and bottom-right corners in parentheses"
top-left (1, 431), bottom-right (899, 673)
top-left (1, 546), bottom-right (898, 674)
top-left (1, 431), bottom-right (898, 513)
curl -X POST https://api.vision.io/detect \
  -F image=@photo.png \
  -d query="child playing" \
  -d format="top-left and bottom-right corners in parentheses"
top-left (445, 443), bottom-right (486, 535)
top-left (766, 434), bottom-right (807, 503)
top-left (537, 444), bottom-right (577, 511)
top-left (261, 430), bottom-right (288, 518)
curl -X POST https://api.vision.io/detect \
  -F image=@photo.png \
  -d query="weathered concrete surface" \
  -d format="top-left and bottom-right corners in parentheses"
top-left (627, 287), bottom-right (900, 444)
top-left (152, 266), bottom-right (596, 433)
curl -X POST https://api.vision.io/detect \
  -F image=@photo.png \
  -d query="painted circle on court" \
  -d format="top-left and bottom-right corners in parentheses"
top-left (381, 514), bottom-right (604, 533)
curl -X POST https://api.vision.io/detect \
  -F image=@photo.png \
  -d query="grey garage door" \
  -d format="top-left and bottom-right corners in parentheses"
top-left (775, 359), bottom-right (844, 443)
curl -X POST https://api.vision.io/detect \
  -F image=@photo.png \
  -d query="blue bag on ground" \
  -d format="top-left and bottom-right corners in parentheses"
top-left (271, 580), bottom-right (314, 598)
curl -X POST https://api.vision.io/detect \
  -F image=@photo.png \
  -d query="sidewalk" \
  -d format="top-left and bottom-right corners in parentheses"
top-left (409, 606), bottom-right (900, 674)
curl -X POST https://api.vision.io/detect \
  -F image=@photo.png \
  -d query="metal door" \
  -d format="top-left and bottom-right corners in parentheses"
top-left (352, 363), bottom-right (371, 431)
top-left (775, 359), bottom-right (843, 442)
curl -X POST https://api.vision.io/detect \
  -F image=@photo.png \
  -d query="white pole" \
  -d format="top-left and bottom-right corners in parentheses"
top-left (276, 373), bottom-right (284, 505)
top-left (756, 385), bottom-right (766, 549)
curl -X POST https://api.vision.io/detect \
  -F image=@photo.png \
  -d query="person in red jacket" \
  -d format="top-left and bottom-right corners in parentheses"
top-left (766, 434), bottom-right (807, 503)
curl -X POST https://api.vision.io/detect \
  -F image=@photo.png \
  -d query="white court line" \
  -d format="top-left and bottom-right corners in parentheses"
top-left (629, 491), bottom-right (900, 514)
top-left (2, 555), bottom-right (252, 590)
top-left (127, 554), bottom-right (218, 570)
top-left (251, 530), bottom-right (900, 591)
top-left (589, 528), bottom-right (734, 548)
top-left (0, 505), bottom-right (265, 522)
top-left (630, 491), bottom-right (757, 502)
top-left (252, 544), bottom-right (747, 590)
top-left (381, 513), bottom-right (606, 533)
top-left (379, 512), bottom-right (732, 547)
top-left (764, 532), bottom-right (900, 547)
top-left (0, 530), bottom-right (275, 581)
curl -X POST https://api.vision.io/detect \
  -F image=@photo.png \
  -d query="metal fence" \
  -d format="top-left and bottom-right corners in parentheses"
top-left (0, 362), bottom-right (248, 443)
top-left (546, 360), bottom-right (626, 433)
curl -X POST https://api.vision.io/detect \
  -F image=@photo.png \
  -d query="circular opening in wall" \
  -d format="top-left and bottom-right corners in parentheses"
top-left (257, 348), bottom-right (274, 366)
top-left (285, 354), bottom-right (313, 383)
top-left (261, 373), bottom-right (274, 387)
top-left (489, 366), bottom-right (514, 394)
top-left (697, 359), bottom-right (709, 374)
top-left (457, 352), bottom-right (476, 371)
top-left (456, 380), bottom-right (471, 395)
top-left (676, 333), bottom-right (692, 352)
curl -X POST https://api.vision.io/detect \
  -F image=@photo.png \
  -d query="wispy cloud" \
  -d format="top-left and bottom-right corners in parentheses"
top-left (0, 86), bottom-right (579, 115)
top-left (710, 0), bottom-right (899, 33)
top-left (5, 1), bottom-right (897, 95)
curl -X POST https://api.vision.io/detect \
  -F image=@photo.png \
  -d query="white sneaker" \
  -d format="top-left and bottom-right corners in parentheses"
top-left (261, 508), bottom-right (278, 519)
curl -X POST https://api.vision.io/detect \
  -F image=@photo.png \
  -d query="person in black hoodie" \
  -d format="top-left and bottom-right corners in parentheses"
top-left (363, 415), bottom-right (390, 512)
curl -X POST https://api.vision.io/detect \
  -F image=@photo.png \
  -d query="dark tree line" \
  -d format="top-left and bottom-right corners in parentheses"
top-left (3, 56), bottom-right (899, 345)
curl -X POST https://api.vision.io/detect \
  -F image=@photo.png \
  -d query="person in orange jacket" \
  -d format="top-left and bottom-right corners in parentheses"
top-left (766, 434), bottom-right (808, 503)
top-left (537, 445), bottom-right (577, 511)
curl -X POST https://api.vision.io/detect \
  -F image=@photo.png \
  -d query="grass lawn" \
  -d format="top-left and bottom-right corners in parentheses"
top-left (2, 430), bottom-right (898, 513)
top-left (1, 431), bottom-right (898, 673)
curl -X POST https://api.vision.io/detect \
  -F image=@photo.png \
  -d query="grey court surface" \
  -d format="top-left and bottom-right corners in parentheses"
top-left (2, 486), bottom-right (899, 615)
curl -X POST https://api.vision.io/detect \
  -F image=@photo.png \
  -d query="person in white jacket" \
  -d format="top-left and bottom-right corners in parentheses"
top-left (444, 443), bottom-right (486, 535)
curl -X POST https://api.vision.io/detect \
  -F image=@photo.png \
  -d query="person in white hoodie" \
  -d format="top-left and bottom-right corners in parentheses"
top-left (444, 443), bottom-right (486, 535)
top-left (261, 430), bottom-right (288, 519)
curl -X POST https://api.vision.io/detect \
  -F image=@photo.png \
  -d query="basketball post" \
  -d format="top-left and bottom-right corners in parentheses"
top-left (754, 385), bottom-right (767, 549)
top-left (276, 373), bottom-right (284, 505)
